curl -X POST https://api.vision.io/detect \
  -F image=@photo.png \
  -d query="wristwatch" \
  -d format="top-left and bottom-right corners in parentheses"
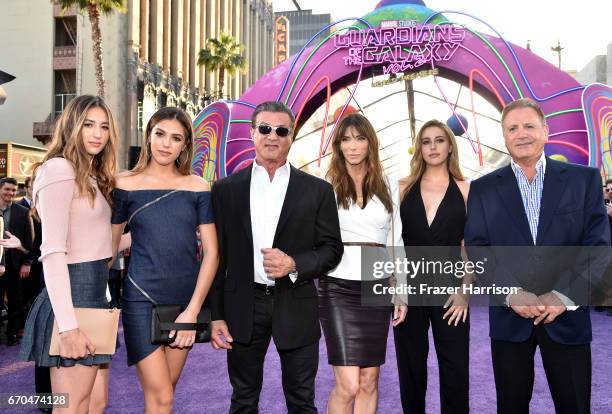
top-left (288, 256), bottom-right (298, 281)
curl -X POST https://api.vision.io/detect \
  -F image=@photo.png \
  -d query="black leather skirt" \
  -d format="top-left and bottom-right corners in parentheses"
top-left (318, 276), bottom-right (391, 367)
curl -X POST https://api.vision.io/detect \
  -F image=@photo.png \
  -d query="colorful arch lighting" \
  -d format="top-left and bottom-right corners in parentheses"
top-left (292, 75), bottom-right (332, 167)
top-left (468, 68), bottom-right (507, 166)
top-left (582, 83), bottom-right (612, 174)
top-left (546, 140), bottom-right (589, 157)
top-left (191, 0), bottom-right (605, 179)
top-left (192, 101), bottom-right (230, 181)
top-left (423, 10), bottom-right (584, 101)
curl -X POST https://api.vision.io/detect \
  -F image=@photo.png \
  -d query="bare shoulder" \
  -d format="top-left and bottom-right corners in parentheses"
top-left (115, 171), bottom-right (142, 191)
top-left (185, 175), bottom-right (211, 192)
top-left (455, 179), bottom-right (470, 202)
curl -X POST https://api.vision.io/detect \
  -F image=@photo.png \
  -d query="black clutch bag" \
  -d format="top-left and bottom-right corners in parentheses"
top-left (151, 305), bottom-right (211, 345)
top-left (127, 275), bottom-right (211, 345)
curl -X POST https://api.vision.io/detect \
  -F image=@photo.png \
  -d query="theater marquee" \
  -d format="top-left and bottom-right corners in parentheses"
top-left (275, 16), bottom-right (290, 65)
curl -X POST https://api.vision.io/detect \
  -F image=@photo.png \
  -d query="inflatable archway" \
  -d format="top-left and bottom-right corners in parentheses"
top-left (192, 0), bottom-right (612, 181)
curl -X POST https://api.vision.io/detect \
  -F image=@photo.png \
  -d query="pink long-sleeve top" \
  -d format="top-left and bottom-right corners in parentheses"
top-left (33, 157), bottom-right (112, 333)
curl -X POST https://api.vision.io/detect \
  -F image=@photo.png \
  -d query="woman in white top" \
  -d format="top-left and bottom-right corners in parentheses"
top-left (320, 113), bottom-right (407, 414)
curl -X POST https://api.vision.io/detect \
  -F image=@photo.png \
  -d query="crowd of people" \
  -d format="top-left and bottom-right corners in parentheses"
top-left (0, 94), bottom-right (608, 414)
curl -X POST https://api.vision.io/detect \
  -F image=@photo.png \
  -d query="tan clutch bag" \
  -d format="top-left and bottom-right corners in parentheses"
top-left (49, 308), bottom-right (121, 356)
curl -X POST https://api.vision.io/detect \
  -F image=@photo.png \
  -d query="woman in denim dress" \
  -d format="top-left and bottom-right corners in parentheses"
top-left (111, 107), bottom-right (219, 413)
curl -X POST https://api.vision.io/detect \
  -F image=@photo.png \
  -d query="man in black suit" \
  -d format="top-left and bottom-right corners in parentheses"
top-left (0, 177), bottom-right (34, 345)
top-left (210, 101), bottom-right (343, 413)
top-left (465, 98), bottom-right (610, 413)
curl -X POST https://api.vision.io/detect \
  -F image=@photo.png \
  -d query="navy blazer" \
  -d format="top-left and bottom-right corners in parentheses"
top-left (464, 157), bottom-right (610, 344)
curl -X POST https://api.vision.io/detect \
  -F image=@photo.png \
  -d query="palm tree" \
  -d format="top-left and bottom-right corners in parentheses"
top-left (55, 0), bottom-right (126, 99)
top-left (197, 32), bottom-right (248, 99)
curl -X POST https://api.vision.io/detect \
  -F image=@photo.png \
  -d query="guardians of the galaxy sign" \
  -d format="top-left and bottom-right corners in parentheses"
top-left (334, 20), bottom-right (465, 74)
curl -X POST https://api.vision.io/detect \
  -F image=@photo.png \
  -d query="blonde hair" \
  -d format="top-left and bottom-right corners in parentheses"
top-left (131, 107), bottom-right (194, 176)
top-left (35, 95), bottom-right (118, 204)
top-left (400, 119), bottom-right (464, 200)
top-left (326, 113), bottom-right (393, 212)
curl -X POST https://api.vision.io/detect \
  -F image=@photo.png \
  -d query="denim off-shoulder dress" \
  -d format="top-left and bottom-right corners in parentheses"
top-left (111, 189), bottom-right (214, 365)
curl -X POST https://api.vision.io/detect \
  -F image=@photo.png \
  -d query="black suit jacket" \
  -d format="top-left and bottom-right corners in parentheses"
top-left (17, 198), bottom-right (30, 209)
top-left (18, 198), bottom-right (41, 266)
top-left (3, 203), bottom-right (34, 270)
top-left (210, 165), bottom-right (343, 349)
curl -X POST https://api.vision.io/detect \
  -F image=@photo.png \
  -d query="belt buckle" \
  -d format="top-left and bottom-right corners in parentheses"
top-left (264, 285), bottom-right (273, 296)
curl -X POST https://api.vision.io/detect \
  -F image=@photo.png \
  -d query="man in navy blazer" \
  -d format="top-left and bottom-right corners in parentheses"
top-left (465, 98), bottom-right (610, 414)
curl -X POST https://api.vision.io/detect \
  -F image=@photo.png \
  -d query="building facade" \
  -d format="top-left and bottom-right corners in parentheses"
top-left (273, 9), bottom-right (331, 57)
top-left (575, 42), bottom-right (612, 86)
top-left (0, 0), bottom-right (274, 168)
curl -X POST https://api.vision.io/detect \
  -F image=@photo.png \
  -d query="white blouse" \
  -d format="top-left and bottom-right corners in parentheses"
top-left (328, 178), bottom-right (404, 281)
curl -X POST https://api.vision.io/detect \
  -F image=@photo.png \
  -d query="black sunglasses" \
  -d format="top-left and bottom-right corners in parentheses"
top-left (255, 123), bottom-right (291, 138)
top-left (606, 188), bottom-right (612, 192)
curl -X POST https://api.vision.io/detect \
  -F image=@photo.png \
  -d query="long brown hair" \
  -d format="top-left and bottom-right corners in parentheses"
top-left (326, 113), bottom-right (393, 212)
top-left (130, 107), bottom-right (194, 176)
top-left (34, 95), bottom-right (118, 204)
top-left (400, 119), bottom-right (464, 200)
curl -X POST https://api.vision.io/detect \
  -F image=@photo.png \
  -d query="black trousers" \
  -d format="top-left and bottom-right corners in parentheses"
top-left (393, 306), bottom-right (469, 414)
top-left (491, 324), bottom-right (591, 414)
top-left (0, 268), bottom-right (23, 336)
top-left (227, 289), bottom-right (319, 414)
